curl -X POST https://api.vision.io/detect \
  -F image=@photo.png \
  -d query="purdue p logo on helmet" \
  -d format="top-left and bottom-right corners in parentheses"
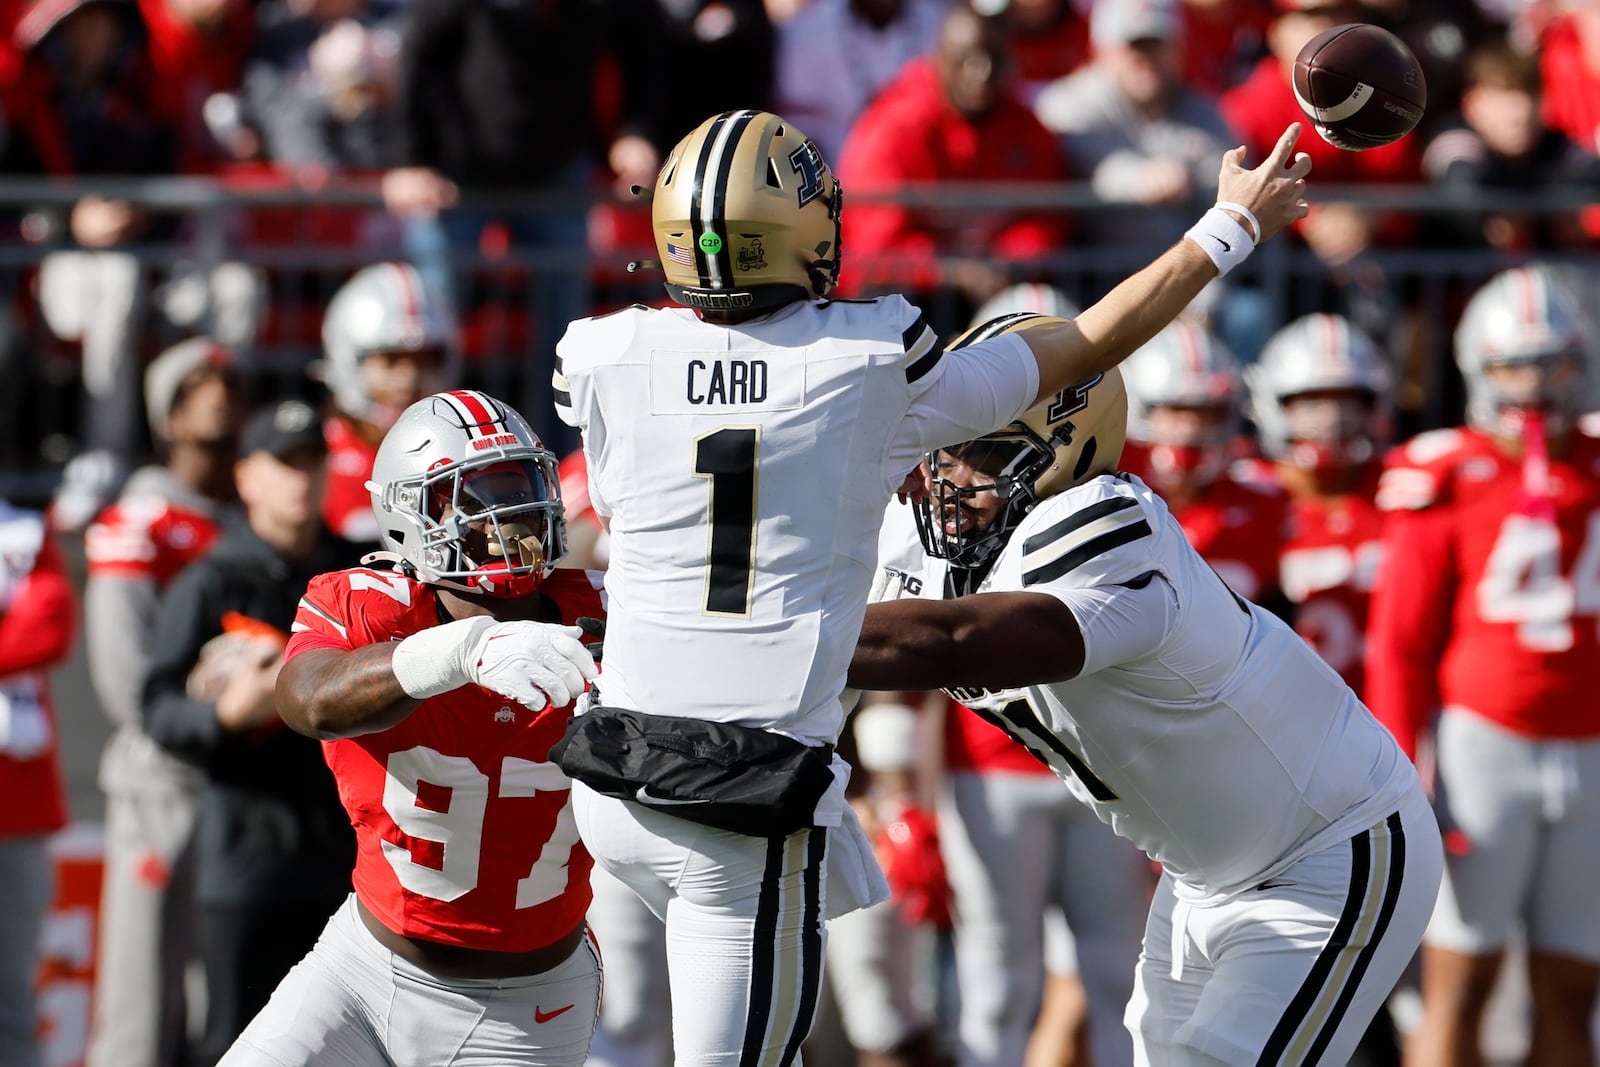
top-left (652, 110), bottom-right (844, 313)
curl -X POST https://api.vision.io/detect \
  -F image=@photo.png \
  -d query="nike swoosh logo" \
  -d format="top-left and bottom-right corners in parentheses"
top-left (1254, 879), bottom-right (1294, 891)
top-left (1212, 235), bottom-right (1231, 252)
top-left (635, 785), bottom-right (700, 806)
top-left (535, 1004), bottom-right (575, 1024)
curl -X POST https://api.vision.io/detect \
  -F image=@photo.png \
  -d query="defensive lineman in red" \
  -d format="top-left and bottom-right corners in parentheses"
top-left (218, 390), bottom-right (605, 1067)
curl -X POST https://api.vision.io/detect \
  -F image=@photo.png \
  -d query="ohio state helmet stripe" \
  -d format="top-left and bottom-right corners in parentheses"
top-left (439, 390), bottom-right (502, 437)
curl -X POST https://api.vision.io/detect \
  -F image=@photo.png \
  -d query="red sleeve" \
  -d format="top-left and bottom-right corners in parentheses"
top-left (1364, 501), bottom-right (1454, 762)
top-left (0, 537), bottom-right (75, 678)
top-left (285, 570), bottom-right (363, 661)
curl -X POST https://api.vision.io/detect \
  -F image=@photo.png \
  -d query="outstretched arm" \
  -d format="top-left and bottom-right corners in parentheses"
top-left (278, 616), bottom-right (599, 740)
top-left (1023, 124), bottom-right (1312, 405)
top-left (848, 592), bottom-right (1085, 694)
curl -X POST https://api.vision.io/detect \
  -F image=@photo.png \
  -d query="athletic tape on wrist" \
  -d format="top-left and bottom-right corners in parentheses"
top-left (1184, 206), bottom-right (1255, 277)
top-left (390, 616), bottom-right (488, 700)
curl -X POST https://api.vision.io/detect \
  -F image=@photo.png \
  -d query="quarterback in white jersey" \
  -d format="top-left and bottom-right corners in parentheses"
top-left (554, 108), bottom-right (1313, 1066)
top-left (854, 315), bottom-right (1444, 1067)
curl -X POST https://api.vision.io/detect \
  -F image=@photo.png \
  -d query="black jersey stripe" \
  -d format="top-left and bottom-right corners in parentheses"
top-left (1021, 496), bottom-right (1140, 557)
top-left (904, 342), bottom-right (942, 384)
top-left (974, 700), bottom-right (1119, 802)
top-left (1022, 519), bottom-right (1152, 587)
top-left (552, 387), bottom-right (572, 409)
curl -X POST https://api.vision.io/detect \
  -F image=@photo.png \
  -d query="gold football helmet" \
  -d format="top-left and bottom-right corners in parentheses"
top-left (651, 109), bottom-right (843, 312)
top-left (916, 313), bottom-right (1128, 571)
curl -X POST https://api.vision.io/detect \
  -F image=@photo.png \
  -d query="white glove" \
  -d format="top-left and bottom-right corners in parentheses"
top-left (390, 616), bottom-right (599, 710)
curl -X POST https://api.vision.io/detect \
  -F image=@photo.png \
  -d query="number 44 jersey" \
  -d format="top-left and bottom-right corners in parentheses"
top-left (1367, 422), bottom-right (1600, 760)
top-left (285, 567), bottom-right (606, 952)
top-left (554, 297), bottom-right (1038, 754)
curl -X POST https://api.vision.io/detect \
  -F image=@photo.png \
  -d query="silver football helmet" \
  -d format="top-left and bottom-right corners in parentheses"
top-left (323, 261), bottom-right (458, 427)
top-left (1454, 265), bottom-right (1592, 437)
top-left (1247, 313), bottom-right (1392, 470)
top-left (1121, 317), bottom-right (1242, 490)
top-left (366, 391), bottom-right (566, 598)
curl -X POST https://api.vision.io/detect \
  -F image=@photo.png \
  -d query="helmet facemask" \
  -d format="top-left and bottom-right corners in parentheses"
top-left (1280, 389), bottom-right (1380, 472)
top-left (384, 454), bottom-right (566, 598)
top-left (915, 426), bottom-right (1054, 580)
top-left (1478, 351), bottom-right (1586, 439)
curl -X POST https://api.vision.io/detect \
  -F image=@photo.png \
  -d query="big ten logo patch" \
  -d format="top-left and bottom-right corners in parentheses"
top-left (39, 823), bottom-right (104, 1067)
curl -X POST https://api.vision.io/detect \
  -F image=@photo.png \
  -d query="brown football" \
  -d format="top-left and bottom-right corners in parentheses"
top-left (1293, 23), bottom-right (1426, 151)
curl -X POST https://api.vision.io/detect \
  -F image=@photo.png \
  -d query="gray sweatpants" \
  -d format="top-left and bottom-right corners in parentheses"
top-left (0, 835), bottom-right (55, 1067)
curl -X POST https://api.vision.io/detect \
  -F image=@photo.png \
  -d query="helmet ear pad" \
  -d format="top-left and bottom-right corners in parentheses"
top-left (652, 110), bottom-right (843, 312)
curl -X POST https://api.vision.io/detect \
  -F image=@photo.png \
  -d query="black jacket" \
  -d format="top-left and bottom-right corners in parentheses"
top-left (142, 522), bottom-right (360, 906)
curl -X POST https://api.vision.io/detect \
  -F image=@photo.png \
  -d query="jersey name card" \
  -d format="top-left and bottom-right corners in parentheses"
top-left (648, 349), bottom-right (805, 415)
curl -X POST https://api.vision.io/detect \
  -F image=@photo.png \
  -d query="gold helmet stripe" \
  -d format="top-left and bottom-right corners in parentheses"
top-left (690, 109), bottom-right (760, 290)
top-left (948, 312), bottom-right (1046, 350)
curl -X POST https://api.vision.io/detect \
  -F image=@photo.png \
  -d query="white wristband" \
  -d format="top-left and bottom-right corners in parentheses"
top-left (1184, 206), bottom-right (1255, 277)
top-left (1212, 200), bottom-right (1261, 243)
top-left (390, 616), bottom-right (492, 699)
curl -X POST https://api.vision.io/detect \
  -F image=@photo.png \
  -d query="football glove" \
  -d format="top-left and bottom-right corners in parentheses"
top-left (391, 616), bottom-right (598, 710)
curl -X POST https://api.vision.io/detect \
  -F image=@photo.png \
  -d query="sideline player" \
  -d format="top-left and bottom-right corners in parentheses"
top-left (319, 261), bottom-right (457, 545)
top-left (553, 107), bottom-right (1312, 1065)
top-left (851, 314), bottom-right (1445, 1067)
top-left (1367, 266), bottom-right (1600, 1067)
top-left (218, 390), bottom-right (604, 1067)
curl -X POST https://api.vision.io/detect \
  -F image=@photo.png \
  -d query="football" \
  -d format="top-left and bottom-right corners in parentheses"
top-left (1292, 23), bottom-right (1427, 151)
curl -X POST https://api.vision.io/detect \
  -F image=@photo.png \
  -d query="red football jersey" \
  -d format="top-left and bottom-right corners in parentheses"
top-left (1279, 473), bottom-right (1386, 698)
top-left (1367, 426), bottom-right (1600, 759)
top-left (84, 492), bottom-right (222, 584)
top-left (1120, 450), bottom-right (1288, 603)
top-left (323, 417), bottom-right (381, 544)
top-left (286, 567), bottom-right (605, 952)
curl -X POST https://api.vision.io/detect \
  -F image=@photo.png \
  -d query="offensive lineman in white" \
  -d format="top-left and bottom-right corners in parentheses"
top-left (554, 108), bottom-right (1311, 1066)
top-left (851, 315), bottom-right (1445, 1067)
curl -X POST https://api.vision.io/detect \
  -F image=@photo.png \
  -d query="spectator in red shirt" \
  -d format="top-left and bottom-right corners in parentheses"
top-left (1178, 0), bottom-right (1272, 95)
top-left (837, 4), bottom-right (1068, 315)
top-left (1221, 0), bottom-right (1420, 270)
top-left (137, 0), bottom-right (252, 172)
top-left (0, 499), bottom-right (75, 1067)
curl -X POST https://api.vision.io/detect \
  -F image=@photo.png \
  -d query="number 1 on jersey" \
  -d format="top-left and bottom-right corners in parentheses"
top-left (694, 426), bottom-right (761, 616)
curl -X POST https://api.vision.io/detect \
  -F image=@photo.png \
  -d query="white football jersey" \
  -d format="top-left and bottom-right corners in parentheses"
top-left (875, 474), bottom-right (1419, 899)
top-left (555, 297), bottom-right (1037, 753)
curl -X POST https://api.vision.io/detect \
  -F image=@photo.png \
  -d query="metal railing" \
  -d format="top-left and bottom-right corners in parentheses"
top-left (1, 175), bottom-right (1595, 502)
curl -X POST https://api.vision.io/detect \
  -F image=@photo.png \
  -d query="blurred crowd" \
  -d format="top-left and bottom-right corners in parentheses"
top-left (0, 0), bottom-right (1598, 519)
top-left (4, 0), bottom-right (1600, 1066)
